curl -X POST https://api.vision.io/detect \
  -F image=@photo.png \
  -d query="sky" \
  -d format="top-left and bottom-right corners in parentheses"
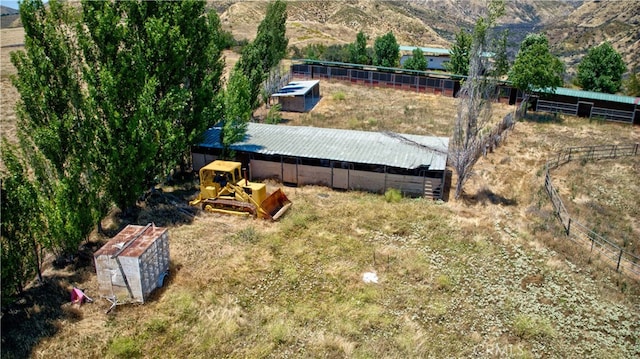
top-left (0, 0), bottom-right (21, 10)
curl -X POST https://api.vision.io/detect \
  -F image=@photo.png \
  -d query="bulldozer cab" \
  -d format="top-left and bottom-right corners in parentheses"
top-left (198, 160), bottom-right (242, 198)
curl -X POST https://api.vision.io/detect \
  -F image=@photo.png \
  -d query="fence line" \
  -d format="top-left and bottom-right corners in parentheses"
top-left (543, 143), bottom-right (640, 279)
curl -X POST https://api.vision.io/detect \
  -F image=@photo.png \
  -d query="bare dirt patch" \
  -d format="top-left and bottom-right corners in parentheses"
top-left (0, 27), bottom-right (23, 144)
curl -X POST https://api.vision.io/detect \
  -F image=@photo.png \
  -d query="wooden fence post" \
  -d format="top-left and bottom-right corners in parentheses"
top-left (617, 249), bottom-right (624, 272)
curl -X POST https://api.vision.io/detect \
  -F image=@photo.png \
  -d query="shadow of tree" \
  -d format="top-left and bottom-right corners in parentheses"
top-left (1, 243), bottom-right (96, 359)
top-left (520, 112), bottom-right (564, 124)
top-left (463, 187), bottom-right (517, 206)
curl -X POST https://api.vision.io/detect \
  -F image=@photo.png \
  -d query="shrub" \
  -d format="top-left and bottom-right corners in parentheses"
top-left (332, 91), bottom-right (346, 101)
top-left (513, 314), bottom-right (555, 339)
top-left (384, 188), bottom-right (402, 203)
top-left (265, 103), bottom-right (282, 124)
top-left (108, 336), bottom-right (142, 358)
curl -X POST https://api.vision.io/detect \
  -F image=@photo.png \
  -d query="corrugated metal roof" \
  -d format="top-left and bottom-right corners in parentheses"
top-left (199, 123), bottom-right (449, 170)
top-left (94, 224), bottom-right (167, 258)
top-left (399, 45), bottom-right (450, 56)
top-left (271, 80), bottom-right (319, 97)
top-left (539, 87), bottom-right (639, 105)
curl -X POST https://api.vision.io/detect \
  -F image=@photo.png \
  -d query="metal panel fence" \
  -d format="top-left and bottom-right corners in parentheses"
top-left (543, 143), bottom-right (640, 279)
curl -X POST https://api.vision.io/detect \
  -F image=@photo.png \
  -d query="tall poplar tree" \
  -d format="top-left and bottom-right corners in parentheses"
top-left (2, 0), bottom-right (225, 293)
top-left (446, 29), bottom-right (472, 76)
top-left (235, 0), bottom-right (288, 109)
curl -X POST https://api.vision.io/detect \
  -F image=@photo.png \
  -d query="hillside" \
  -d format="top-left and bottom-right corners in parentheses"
top-left (218, 0), bottom-right (638, 76)
top-left (0, 4), bottom-right (20, 28)
top-left (2, 2), bottom-right (640, 358)
top-left (546, 0), bottom-right (640, 74)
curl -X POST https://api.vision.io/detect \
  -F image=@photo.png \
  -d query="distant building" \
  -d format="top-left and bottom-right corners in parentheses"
top-left (271, 80), bottom-right (321, 112)
top-left (399, 46), bottom-right (451, 71)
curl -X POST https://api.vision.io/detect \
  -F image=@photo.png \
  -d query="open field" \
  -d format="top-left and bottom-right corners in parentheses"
top-left (553, 157), bottom-right (640, 257)
top-left (3, 82), bottom-right (640, 358)
top-left (2, 24), bottom-right (640, 359)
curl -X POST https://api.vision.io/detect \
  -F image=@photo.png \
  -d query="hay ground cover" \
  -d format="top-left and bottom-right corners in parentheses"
top-left (2, 26), bottom-right (640, 359)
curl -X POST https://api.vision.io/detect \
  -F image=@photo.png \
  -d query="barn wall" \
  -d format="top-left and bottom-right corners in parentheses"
top-left (280, 96), bottom-right (305, 112)
top-left (193, 150), bottom-right (447, 199)
top-left (250, 159), bottom-right (282, 180)
top-left (192, 152), bottom-right (219, 172)
top-left (349, 170), bottom-right (385, 193)
top-left (386, 173), bottom-right (425, 196)
top-left (297, 164), bottom-right (331, 186)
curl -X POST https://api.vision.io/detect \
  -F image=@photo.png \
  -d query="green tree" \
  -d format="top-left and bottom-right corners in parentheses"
top-left (373, 31), bottom-right (399, 68)
top-left (446, 29), bottom-right (472, 75)
top-left (221, 69), bottom-right (252, 158)
top-left (5, 0), bottom-right (225, 266)
top-left (235, 0), bottom-right (288, 109)
top-left (349, 31), bottom-right (370, 65)
top-left (508, 33), bottom-right (564, 112)
top-left (10, 0), bottom-right (102, 255)
top-left (79, 0), bottom-right (224, 211)
top-left (1, 143), bottom-right (46, 301)
top-left (577, 42), bottom-right (626, 94)
top-left (403, 47), bottom-right (427, 71)
top-left (492, 29), bottom-right (510, 77)
top-left (623, 68), bottom-right (640, 96)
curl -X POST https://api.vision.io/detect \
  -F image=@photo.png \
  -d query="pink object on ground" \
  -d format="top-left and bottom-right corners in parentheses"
top-left (71, 287), bottom-right (93, 304)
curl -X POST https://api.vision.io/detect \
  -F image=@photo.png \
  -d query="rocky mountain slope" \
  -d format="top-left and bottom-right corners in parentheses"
top-left (218, 0), bottom-right (639, 75)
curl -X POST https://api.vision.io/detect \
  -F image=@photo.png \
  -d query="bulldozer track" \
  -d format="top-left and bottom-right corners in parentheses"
top-left (201, 198), bottom-right (258, 217)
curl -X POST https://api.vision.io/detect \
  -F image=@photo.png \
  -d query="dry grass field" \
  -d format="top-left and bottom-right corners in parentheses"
top-left (2, 25), bottom-right (640, 359)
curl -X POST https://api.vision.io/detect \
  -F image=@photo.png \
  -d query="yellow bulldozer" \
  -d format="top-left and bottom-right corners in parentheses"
top-left (189, 160), bottom-right (291, 220)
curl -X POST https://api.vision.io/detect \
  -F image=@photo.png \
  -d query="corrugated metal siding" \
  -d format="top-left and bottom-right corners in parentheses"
top-left (200, 123), bottom-right (449, 171)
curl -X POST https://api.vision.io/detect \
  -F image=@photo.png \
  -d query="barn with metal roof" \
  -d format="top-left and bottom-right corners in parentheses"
top-left (271, 80), bottom-right (320, 112)
top-left (192, 123), bottom-right (449, 199)
top-left (532, 87), bottom-right (639, 124)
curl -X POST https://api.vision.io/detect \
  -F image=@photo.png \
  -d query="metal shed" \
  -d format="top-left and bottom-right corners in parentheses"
top-left (192, 123), bottom-right (449, 199)
top-left (94, 224), bottom-right (169, 305)
top-left (271, 80), bottom-right (320, 112)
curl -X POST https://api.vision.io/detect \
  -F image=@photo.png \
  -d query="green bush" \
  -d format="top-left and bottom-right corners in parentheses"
top-left (265, 103), bottom-right (282, 124)
top-left (513, 314), bottom-right (555, 339)
top-left (108, 336), bottom-right (141, 358)
top-left (384, 188), bottom-right (402, 203)
top-left (332, 91), bottom-right (346, 101)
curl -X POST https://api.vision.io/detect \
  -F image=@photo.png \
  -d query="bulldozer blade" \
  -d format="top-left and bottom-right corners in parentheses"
top-left (261, 188), bottom-right (291, 221)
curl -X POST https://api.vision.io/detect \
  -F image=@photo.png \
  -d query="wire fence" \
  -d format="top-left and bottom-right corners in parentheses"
top-left (543, 143), bottom-right (640, 280)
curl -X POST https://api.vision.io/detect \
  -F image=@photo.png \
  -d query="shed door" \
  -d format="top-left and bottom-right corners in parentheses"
top-left (332, 162), bottom-right (351, 189)
top-left (577, 101), bottom-right (593, 118)
top-left (282, 157), bottom-right (298, 185)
